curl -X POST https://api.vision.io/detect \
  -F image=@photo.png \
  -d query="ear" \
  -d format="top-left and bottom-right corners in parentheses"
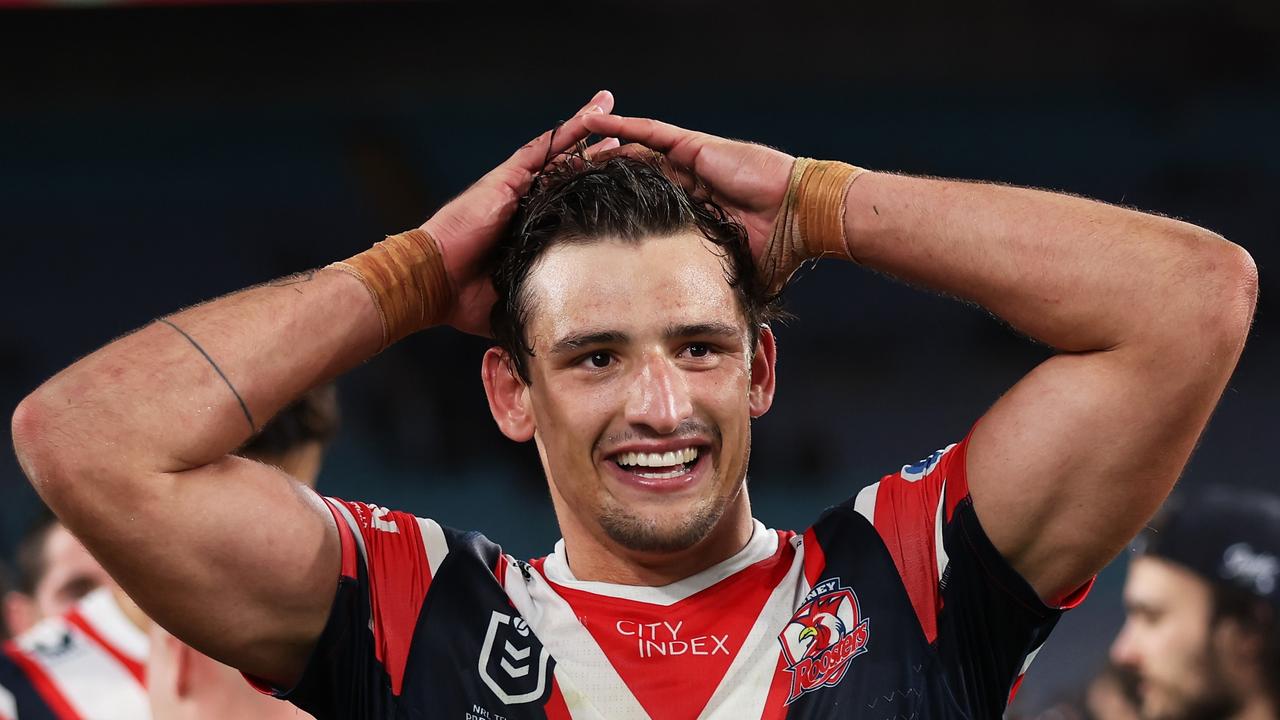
top-left (1, 591), bottom-right (37, 637)
top-left (482, 347), bottom-right (536, 442)
top-left (1214, 607), bottom-right (1270, 666)
top-left (748, 325), bottom-right (778, 418)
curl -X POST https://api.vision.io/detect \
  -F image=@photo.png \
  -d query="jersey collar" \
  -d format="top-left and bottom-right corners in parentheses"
top-left (540, 519), bottom-right (777, 606)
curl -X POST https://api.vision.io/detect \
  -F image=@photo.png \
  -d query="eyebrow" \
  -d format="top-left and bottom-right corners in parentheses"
top-left (665, 322), bottom-right (744, 342)
top-left (547, 322), bottom-right (745, 356)
top-left (548, 330), bottom-right (631, 356)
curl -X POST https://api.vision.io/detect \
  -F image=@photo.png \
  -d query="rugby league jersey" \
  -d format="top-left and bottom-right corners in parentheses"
top-left (267, 438), bottom-right (1089, 719)
top-left (0, 588), bottom-right (150, 720)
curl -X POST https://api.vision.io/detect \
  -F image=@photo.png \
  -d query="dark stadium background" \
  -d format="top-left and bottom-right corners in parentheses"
top-left (1, 1), bottom-right (1276, 714)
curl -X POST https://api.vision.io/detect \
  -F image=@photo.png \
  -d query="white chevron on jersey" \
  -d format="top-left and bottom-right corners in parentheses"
top-left (504, 559), bottom-right (648, 719)
top-left (695, 533), bottom-right (809, 719)
top-left (507, 522), bottom-right (808, 719)
top-left (853, 481), bottom-right (878, 524)
top-left (10, 588), bottom-right (150, 720)
top-left (934, 479), bottom-right (950, 581)
top-left (74, 590), bottom-right (148, 668)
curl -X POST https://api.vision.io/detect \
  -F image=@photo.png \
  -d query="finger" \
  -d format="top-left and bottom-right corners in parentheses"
top-left (574, 89), bottom-right (614, 117)
top-left (507, 91), bottom-right (615, 169)
top-left (584, 137), bottom-right (621, 158)
top-left (580, 114), bottom-right (703, 166)
top-left (592, 142), bottom-right (698, 193)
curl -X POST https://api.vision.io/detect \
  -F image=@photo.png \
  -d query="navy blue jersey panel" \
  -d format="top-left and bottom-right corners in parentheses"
top-left (933, 497), bottom-right (1064, 717)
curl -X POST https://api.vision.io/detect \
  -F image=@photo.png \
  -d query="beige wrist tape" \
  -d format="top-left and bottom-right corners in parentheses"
top-left (327, 227), bottom-right (452, 349)
top-left (764, 158), bottom-right (866, 290)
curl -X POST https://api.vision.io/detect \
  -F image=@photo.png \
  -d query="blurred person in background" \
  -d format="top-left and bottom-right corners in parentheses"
top-left (0, 562), bottom-right (13, 641)
top-left (0, 387), bottom-right (337, 720)
top-left (1, 510), bottom-right (112, 638)
top-left (1016, 664), bottom-right (1140, 720)
top-left (9, 90), bottom-right (1258, 719)
top-left (1111, 488), bottom-right (1280, 720)
top-left (1084, 664), bottom-right (1141, 720)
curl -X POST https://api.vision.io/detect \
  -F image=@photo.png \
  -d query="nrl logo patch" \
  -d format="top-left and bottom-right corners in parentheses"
top-left (478, 610), bottom-right (551, 705)
top-left (777, 578), bottom-right (871, 705)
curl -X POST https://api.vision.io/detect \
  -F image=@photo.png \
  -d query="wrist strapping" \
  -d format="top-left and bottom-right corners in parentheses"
top-left (327, 227), bottom-right (452, 350)
top-left (763, 158), bottom-right (866, 290)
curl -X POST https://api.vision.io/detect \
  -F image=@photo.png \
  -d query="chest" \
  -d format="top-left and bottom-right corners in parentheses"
top-left (394, 546), bottom-right (967, 719)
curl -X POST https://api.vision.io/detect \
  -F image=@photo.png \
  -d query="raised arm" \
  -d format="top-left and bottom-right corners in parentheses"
top-left (9, 92), bottom-right (616, 686)
top-left (583, 113), bottom-right (1258, 604)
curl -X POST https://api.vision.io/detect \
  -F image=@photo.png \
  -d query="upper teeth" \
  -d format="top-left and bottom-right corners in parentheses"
top-left (616, 448), bottom-right (698, 467)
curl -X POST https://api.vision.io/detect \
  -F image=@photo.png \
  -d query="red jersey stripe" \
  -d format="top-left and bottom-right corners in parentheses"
top-left (801, 528), bottom-right (826, 587)
top-left (1, 642), bottom-right (83, 720)
top-left (63, 609), bottom-right (146, 686)
top-left (330, 500), bottom-right (435, 696)
top-left (323, 497), bottom-right (359, 579)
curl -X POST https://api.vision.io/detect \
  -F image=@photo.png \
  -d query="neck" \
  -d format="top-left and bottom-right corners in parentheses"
top-left (557, 489), bottom-right (755, 586)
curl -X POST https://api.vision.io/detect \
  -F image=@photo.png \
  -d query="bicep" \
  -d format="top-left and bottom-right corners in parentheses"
top-left (967, 348), bottom-right (1225, 604)
top-left (74, 456), bottom-right (339, 686)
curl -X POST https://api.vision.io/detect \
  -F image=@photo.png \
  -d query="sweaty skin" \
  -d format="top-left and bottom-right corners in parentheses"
top-left (582, 112), bottom-right (1258, 605)
top-left (11, 95), bottom-right (1257, 695)
top-left (482, 234), bottom-right (774, 585)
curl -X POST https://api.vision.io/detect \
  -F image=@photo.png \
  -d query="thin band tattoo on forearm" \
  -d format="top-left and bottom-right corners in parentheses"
top-left (267, 270), bottom-right (317, 291)
top-left (156, 318), bottom-right (257, 433)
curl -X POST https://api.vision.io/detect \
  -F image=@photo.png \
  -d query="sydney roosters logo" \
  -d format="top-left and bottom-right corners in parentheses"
top-left (777, 579), bottom-right (870, 704)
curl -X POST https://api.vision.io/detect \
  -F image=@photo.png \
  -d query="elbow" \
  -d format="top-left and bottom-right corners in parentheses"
top-left (1156, 234), bottom-right (1259, 381)
top-left (12, 387), bottom-right (99, 514)
top-left (12, 390), bottom-right (65, 498)
top-left (1199, 237), bottom-right (1258, 352)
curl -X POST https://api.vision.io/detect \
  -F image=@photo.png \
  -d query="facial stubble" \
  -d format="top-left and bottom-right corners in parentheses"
top-left (597, 424), bottom-right (749, 555)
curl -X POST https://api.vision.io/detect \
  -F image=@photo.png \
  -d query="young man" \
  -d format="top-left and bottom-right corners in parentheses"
top-left (0, 388), bottom-right (337, 720)
top-left (1111, 488), bottom-right (1280, 720)
top-left (2, 512), bottom-right (113, 639)
top-left (9, 91), bottom-right (1257, 719)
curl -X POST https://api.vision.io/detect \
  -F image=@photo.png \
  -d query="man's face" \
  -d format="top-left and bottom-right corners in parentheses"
top-left (1111, 557), bottom-right (1240, 720)
top-left (511, 232), bottom-right (773, 555)
top-left (35, 524), bottom-right (113, 618)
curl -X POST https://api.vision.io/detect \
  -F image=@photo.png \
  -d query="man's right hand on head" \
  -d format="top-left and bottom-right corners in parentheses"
top-left (580, 115), bottom-right (799, 278)
top-left (421, 90), bottom-right (620, 337)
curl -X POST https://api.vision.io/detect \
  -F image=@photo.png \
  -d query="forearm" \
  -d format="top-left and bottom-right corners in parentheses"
top-left (14, 269), bottom-right (380, 491)
top-left (841, 172), bottom-right (1254, 353)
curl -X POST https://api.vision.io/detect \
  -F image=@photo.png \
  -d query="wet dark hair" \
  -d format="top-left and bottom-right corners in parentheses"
top-left (1209, 583), bottom-right (1280, 708)
top-left (490, 150), bottom-right (783, 383)
top-left (237, 383), bottom-right (340, 460)
top-left (13, 505), bottom-right (59, 595)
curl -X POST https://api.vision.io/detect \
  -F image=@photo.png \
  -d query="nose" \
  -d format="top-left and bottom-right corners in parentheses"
top-left (1109, 621), bottom-right (1140, 671)
top-left (624, 352), bottom-right (693, 435)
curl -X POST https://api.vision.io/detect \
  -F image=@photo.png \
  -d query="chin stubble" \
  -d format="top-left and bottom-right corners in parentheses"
top-left (597, 492), bottom-right (731, 553)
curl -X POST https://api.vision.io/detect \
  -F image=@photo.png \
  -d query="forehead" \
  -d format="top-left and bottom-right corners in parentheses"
top-left (523, 232), bottom-right (746, 342)
top-left (1124, 556), bottom-right (1211, 610)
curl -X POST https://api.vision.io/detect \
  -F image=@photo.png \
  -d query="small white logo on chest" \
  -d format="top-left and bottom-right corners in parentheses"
top-left (615, 619), bottom-right (730, 658)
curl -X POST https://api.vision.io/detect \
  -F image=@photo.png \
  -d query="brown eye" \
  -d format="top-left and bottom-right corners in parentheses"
top-left (687, 344), bottom-right (710, 358)
top-left (588, 352), bottom-right (612, 368)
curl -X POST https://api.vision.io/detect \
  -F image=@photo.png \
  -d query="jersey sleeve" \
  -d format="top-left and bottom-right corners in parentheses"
top-left (257, 496), bottom-right (474, 719)
top-left (849, 436), bottom-right (1091, 714)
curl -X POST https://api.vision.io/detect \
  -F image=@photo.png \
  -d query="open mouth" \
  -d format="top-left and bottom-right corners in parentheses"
top-left (611, 447), bottom-right (702, 480)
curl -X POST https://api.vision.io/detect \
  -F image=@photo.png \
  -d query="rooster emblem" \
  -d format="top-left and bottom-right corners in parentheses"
top-left (778, 579), bottom-right (870, 704)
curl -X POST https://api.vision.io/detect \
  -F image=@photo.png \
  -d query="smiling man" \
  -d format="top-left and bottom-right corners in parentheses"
top-left (10, 91), bottom-right (1258, 719)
